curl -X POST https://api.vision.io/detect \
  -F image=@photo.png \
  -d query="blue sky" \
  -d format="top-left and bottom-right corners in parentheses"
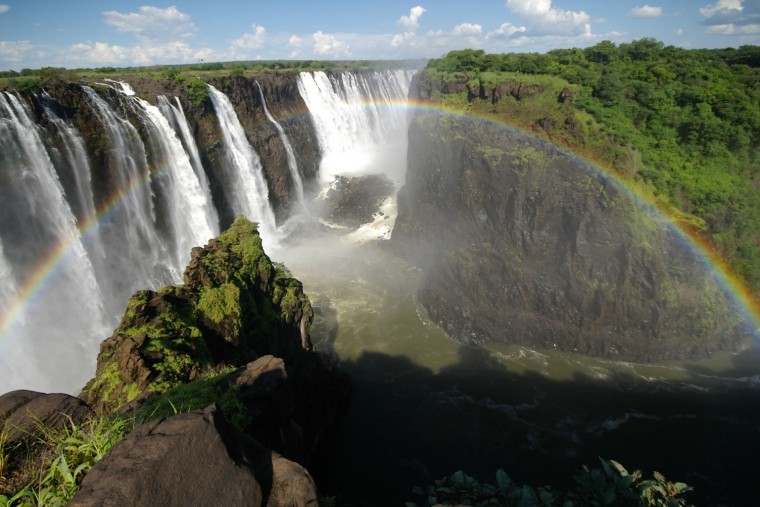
top-left (0, 1), bottom-right (759, 70)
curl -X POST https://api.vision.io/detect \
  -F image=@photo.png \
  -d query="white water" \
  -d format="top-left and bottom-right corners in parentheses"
top-left (158, 95), bottom-right (219, 226)
top-left (41, 103), bottom-right (107, 264)
top-left (0, 239), bottom-right (16, 316)
top-left (109, 82), bottom-right (219, 267)
top-left (207, 84), bottom-right (278, 245)
top-left (296, 70), bottom-right (414, 186)
top-left (0, 92), bottom-right (109, 393)
top-left (83, 85), bottom-right (181, 290)
top-left (255, 81), bottom-right (307, 212)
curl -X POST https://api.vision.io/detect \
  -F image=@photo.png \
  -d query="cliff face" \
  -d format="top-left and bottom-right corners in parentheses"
top-left (393, 113), bottom-right (747, 361)
top-left (34, 72), bottom-right (321, 228)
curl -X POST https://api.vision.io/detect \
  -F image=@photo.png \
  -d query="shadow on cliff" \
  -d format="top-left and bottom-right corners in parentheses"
top-left (312, 343), bottom-right (760, 506)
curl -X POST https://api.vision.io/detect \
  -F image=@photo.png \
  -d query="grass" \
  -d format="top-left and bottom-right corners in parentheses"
top-left (0, 414), bottom-right (132, 506)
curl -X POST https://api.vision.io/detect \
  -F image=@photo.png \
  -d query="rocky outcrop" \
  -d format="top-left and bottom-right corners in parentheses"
top-left (82, 218), bottom-right (310, 408)
top-left (320, 174), bottom-right (395, 228)
top-left (70, 404), bottom-right (317, 507)
top-left (393, 113), bottom-right (748, 361)
top-left (80, 217), bottom-right (349, 463)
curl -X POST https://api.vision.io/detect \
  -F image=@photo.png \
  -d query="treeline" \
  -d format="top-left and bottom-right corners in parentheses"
top-left (426, 40), bottom-right (760, 292)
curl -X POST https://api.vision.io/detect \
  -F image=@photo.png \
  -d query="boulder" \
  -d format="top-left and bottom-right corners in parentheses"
top-left (321, 174), bottom-right (395, 228)
top-left (70, 404), bottom-right (317, 507)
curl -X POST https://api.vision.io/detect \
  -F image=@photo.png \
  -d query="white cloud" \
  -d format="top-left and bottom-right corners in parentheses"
top-left (231, 24), bottom-right (266, 50)
top-left (0, 5), bottom-right (9, 14)
top-left (629, 5), bottom-right (662, 18)
top-left (673, 28), bottom-right (684, 35)
top-left (505, 0), bottom-right (592, 36)
top-left (699, 0), bottom-right (760, 36)
top-left (397, 6), bottom-right (426, 31)
top-left (488, 22), bottom-right (527, 38)
top-left (312, 31), bottom-right (351, 57)
top-left (0, 40), bottom-right (35, 63)
top-left (453, 23), bottom-right (482, 35)
top-left (699, 0), bottom-right (743, 18)
top-left (706, 22), bottom-right (760, 33)
top-left (65, 40), bottom-right (219, 66)
top-left (68, 42), bottom-right (130, 64)
top-left (288, 35), bottom-right (303, 47)
top-left (102, 6), bottom-right (197, 42)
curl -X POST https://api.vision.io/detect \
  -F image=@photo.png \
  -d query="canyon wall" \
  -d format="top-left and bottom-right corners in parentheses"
top-left (393, 112), bottom-right (749, 361)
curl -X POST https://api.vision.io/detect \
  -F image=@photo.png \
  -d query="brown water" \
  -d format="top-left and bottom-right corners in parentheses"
top-left (272, 236), bottom-right (760, 506)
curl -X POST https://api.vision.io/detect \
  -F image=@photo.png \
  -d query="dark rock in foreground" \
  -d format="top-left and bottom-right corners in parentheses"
top-left (394, 113), bottom-right (749, 361)
top-left (70, 404), bottom-right (317, 507)
top-left (0, 390), bottom-right (94, 494)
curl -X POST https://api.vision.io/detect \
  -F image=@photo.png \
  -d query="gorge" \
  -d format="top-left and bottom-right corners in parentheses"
top-left (0, 66), bottom-right (759, 505)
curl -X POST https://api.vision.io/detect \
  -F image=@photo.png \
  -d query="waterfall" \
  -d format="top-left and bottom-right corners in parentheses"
top-left (0, 92), bottom-right (109, 393)
top-left (0, 239), bottom-right (16, 315)
top-left (296, 70), bottom-right (414, 186)
top-left (108, 82), bottom-right (219, 267)
top-left (255, 81), bottom-right (306, 212)
top-left (41, 102), bottom-right (106, 264)
top-left (207, 84), bottom-right (277, 243)
top-left (82, 85), bottom-right (180, 290)
top-left (158, 95), bottom-right (219, 225)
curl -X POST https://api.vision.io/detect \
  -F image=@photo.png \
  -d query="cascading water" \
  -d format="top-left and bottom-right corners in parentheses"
top-left (0, 239), bottom-right (16, 315)
top-left (296, 70), bottom-right (414, 186)
top-left (255, 81), bottom-right (307, 212)
top-left (207, 84), bottom-right (278, 244)
top-left (40, 102), bottom-right (106, 264)
top-left (108, 81), bottom-right (219, 267)
top-left (0, 92), bottom-right (109, 393)
top-left (158, 95), bottom-right (219, 230)
top-left (82, 85), bottom-right (180, 294)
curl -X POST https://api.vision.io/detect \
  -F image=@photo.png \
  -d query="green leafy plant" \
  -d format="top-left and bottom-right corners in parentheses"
top-left (408, 458), bottom-right (693, 507)
top-left (0, 415), bottom-right (132, 506)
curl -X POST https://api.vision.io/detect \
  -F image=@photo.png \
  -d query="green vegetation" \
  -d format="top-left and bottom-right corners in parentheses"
top-left (424, 43), bottom-right (760, 294)
top-left (408, 459), bottom-right (692, 507)
top-left (0, 58), bottom-right (425, 92)
top-left (0, 415), bottom-right (132, 506)
top-left (185, 77), bottom-right (208, 107)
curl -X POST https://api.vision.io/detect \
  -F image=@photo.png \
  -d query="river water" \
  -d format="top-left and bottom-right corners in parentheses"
top-left (272, 235), bottom-right (760, 506)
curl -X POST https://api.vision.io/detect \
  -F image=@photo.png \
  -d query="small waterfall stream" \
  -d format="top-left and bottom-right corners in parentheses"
top-left (207, 84), bottom-right (278, 244)
top-left (255, 81), bottom-right (307, 212)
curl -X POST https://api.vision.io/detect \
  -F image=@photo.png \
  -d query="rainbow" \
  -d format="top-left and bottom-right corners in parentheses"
top-left (332, 96), bottom-right (760, 339)
top-left (0, 159), bottom-right (170, 352)
top-left (1, 95), bottom-right (758, 362)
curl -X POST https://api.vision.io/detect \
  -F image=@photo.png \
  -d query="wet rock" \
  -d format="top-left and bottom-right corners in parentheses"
top-left (321, 174), bottom-right (395, 228)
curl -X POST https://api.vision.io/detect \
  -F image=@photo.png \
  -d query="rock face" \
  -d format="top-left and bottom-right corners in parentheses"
top-left (70, 404), bottom-right (317, 507)
top-left (393, 113), bottom-right (748, 361)
top-left (320, 174), bottom-right (395, 228)
top-left (201, 73), bottom-right (321, 224)
top-left (81, 217), bottom-right (313, 413)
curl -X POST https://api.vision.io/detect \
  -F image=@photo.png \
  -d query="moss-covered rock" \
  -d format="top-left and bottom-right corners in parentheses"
top-left (81, 217), bottom-right (313, 414)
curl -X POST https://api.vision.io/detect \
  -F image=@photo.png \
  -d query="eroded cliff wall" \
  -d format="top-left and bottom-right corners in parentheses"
top-left (393, 113), bottom-right (748, 361)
